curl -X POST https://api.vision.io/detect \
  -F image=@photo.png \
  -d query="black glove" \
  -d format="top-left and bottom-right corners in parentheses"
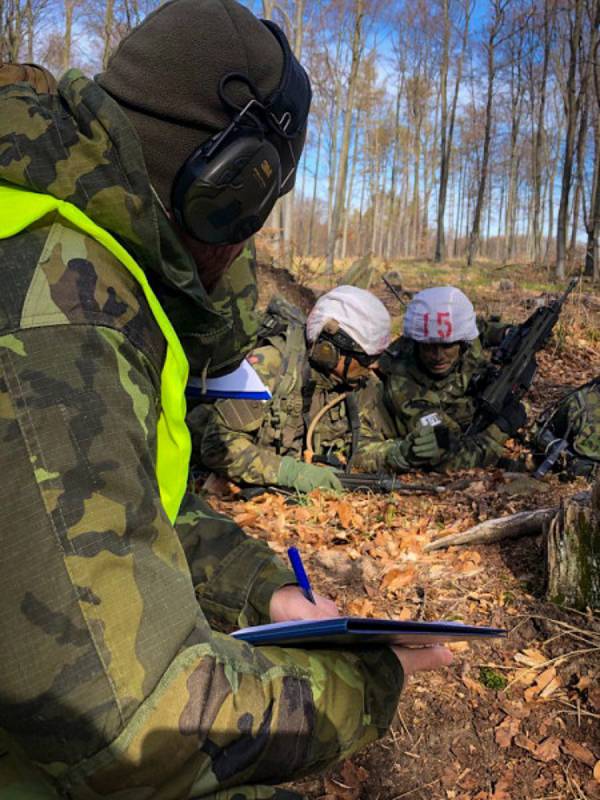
top-left (495, 397), bottom-right (527, 436)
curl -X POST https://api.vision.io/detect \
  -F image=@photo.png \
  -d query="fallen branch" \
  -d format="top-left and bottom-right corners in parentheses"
top-left (425, 492), bottom-right (589, 551)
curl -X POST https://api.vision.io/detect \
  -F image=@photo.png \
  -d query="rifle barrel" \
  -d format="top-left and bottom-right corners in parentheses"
top-left (338, 473), bottom-right (444, 494)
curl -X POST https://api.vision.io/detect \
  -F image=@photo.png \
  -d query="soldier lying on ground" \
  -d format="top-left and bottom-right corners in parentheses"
top-left (193, 285), bottom-right (397, 492)
top-left (0, 3), bottom-right (452, 797)
top-left (531, 377), bottom-right (600, 479)
top-left (354, 286), bottom-right (527, 474)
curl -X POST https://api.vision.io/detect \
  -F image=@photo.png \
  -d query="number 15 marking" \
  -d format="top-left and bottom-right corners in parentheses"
top-left (423, 311), bottom-right (453, 339)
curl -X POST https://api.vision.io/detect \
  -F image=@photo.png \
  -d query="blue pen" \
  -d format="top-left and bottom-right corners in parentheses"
top-left (287, 546), bottom-right (316, 604)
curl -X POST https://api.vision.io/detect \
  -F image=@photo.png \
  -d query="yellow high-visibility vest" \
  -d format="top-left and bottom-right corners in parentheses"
top-left (0, 184), bottom-right (190, 523)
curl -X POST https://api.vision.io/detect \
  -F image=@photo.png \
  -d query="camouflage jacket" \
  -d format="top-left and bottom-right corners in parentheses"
top-left (195, 323), bottom-right (395, 486)
top-left (0, 66), bottom-right (402, 799)
top-left (531, 379), bottom-right (600, 472)
top-left (355, 340), bottom-right (509, 473)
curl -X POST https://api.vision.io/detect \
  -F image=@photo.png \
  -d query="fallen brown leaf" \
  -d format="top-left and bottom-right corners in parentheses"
top-left (495, 715), bottom-right (521, 748)
top-left (380, 565), bottom-right (416, 593)
top-left (533, 736), bottom-right (562, 763)
top-left (561, 738), bottom-right (597, 768)
top-left (514, 648), bottom-right (547, 668)
top-left (336, 500), bottom-right (355, 529)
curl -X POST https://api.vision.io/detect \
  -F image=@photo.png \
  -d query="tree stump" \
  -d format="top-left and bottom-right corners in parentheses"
top-left (546, 479), bottom-right (600, 609)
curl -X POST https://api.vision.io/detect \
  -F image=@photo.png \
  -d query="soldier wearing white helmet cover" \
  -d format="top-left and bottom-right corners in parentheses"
top-left (195, 286), bottom-right (396, 491)
top-left (354, 286), bottom-right (527, 473)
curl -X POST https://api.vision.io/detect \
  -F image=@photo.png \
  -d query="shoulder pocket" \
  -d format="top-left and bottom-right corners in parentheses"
top-left (216, 398), bottom-right (266, 432)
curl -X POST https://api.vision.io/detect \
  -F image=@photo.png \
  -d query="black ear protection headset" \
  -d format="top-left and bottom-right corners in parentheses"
top-left (309, 321), bottom-right (377, 380)
top-left (170, 20), bottom-right (311, 245)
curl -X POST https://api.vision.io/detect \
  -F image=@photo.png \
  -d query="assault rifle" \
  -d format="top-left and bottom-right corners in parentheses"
top-left (238, 472), bottom-right (445, 501)
top-left (468, 278), bottom-right (578, 435)
top-left (336, 472), bottom-right (445, 495)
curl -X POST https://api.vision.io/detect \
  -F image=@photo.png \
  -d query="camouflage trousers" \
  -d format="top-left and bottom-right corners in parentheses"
top-left (0, 750), bottom-right (304, 799)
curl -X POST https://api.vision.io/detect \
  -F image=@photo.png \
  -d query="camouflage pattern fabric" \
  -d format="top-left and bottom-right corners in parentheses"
top-left (0, 64), bottom-right (253, 378)
top-left (195, 330), bottom-right (394, 486)
top-left (0, 67), bottom-right (403, 797)
top-left (206, 240), bottom-right (260, 376)
top-left (355, 340), bottom-right (509, 473)
top-left (532, 380), bottom-right (600, 468)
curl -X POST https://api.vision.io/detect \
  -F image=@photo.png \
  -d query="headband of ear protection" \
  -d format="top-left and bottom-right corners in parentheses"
top-left (170, 19), bottom-right (311, 245)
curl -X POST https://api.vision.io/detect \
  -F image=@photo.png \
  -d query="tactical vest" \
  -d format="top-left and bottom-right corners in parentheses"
top-left (0, 184), bottom-right (191, 524)
top-left (255, 297), bottom-right (310, 452)
top-left (254, 297), bottom-right (355, 458)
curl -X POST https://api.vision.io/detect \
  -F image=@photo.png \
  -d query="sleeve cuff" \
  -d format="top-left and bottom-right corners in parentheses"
top-left (355, 647), bottom-right (404, 731)
top-left (196, 538), bottom-right (296, 628)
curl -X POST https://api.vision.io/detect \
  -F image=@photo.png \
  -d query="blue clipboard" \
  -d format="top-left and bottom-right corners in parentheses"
top-left (231, 617), bottom-right (507, 648)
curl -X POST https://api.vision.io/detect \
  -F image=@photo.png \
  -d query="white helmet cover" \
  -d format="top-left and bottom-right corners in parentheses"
top-left (306, 285), bottom-right (391, 356)
top-left (403, 286), bottom-right (479, 343)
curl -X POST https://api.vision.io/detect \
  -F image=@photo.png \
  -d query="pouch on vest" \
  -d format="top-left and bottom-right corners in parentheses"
top-left (255, 297), bottom-right (307, 453)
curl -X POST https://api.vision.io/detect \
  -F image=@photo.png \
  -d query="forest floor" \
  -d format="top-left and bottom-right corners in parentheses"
top-left (204, 258), bottom-right (600, 800)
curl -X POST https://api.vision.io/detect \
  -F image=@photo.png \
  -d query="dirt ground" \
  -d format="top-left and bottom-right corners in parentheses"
top-left (204, 262), bottom-right (600, 800)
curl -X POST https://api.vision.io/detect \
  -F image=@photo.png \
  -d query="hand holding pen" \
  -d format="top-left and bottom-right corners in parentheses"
top-left (268, 546), bottom-right (339, 623)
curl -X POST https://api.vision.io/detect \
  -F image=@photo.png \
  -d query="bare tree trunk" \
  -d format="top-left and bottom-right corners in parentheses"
top-left (369, 128), bottom-right (381, 254)
top-left (583, 0), bottom-right (600, 278)
top-left (454, 154), bottom-right (465, 256)
top-left (307, 121), bottom-right (322, 256)
top-left (504, 14), bottom-right (526, 264)
top-left (411, 116), bottom-right (422, 256)
top-left (399, 167), bottom-right (410, 257)
top-left (4, 0), bottom-right (25, 60)
top-left (326, 49), bottom-right (343, 239)
top-left (326, 0), bottom-right (364, 273)
top-left (102, 0), bottom-right (114, 68)
top-left (556, 0), bottom-right (584, 280)
top-left (496, 175), bottom-right (505, 260)
top-left (585, 118), bottom-right (600, 279)
top-left (280, 0), bottom-right (305, 269)
top-left (63, 0), bottom-right (74, 71)
top-left (485, 163), bottom-right (493, 254)
top-left (532, 2), bottom-right (552, 267)
top-left (385, 84), bottom-right (403, 259)
top-left (435, 0), bottom-right (471, 262)
top-left (358, 164), bottom-right (367, 256)
top-left (342, 108), bottom-right (361, 258)
top-left (25, 0), bottom-right (33, 60)
top-left (466, 0), bottom-right (506, 267)
top-left (422, 90), bottom-right (439, 254)
top-left (545, 165), bottom-right (556, 263)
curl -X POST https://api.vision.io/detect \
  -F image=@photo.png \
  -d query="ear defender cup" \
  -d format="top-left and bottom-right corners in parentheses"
top-left (309, 338), bottom-right (340, 372)
top-left (171, 134), bottom-right (282, 244)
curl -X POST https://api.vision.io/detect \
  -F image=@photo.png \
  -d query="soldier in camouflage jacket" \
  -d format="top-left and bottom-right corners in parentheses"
top-left (195, 288), bottom-right (397, 492)
top-left (0, 3), bottom-right (450, 796)
top-left (354, 287), bottom-right (527, 474)
top-left (531, 378), bottom-right (600, 478)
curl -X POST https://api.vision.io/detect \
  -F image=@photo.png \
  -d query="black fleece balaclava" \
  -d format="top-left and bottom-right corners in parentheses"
top-left (96, 0), bottom-right (285, 208)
